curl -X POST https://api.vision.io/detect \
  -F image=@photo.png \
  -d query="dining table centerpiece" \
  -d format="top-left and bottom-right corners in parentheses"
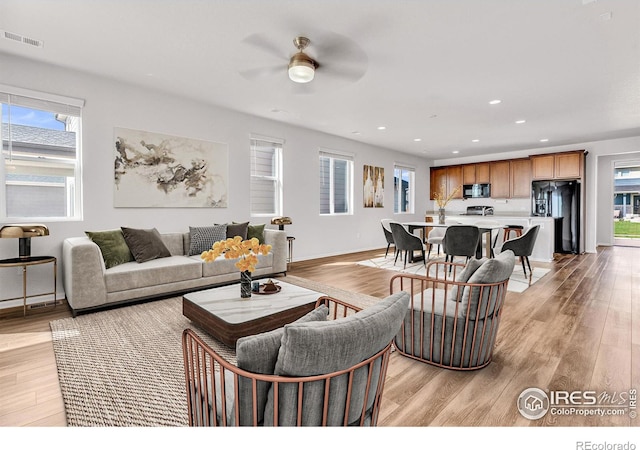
top-left (433, 184), bottom-right (461, 224)
top-left (201, 236), bottom-right (272, 298)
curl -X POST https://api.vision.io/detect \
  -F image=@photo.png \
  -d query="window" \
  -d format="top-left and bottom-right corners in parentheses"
top-left (394, 164), bottom-right (415, 213)
top-left (250, 136), bottom-right (282, 216)
top-left (319, 150), bottom-right (353, 215)
top-left (1, 85), bottom-right (83, 220)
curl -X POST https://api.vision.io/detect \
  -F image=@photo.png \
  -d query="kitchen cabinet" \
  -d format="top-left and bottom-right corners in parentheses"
top-left (490, 160), bottom-right (510, 198)
top-left (430, 167), bottom-right (447, 200)
top-left (462, 162), bottom-right (490, 184)
top-left (531, 150), bottom-right (584, 180)
top-left (446, 166), bottom-right (463, 199)
top-left (510, 158), bottom-right (532, 198)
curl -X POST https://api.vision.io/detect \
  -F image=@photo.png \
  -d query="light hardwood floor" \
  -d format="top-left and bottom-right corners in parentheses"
top-left (0, 246), bottom-right (638, 427)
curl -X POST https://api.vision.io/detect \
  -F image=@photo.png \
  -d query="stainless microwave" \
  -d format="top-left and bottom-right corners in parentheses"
top-left (463, 183), bottom-right (491, 199)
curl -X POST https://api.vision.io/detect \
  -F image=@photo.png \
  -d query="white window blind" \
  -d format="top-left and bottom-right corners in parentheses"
top-left (1, 86), bottom-right (83, 220)
top-left (250, 136), bottom-right (282, 216)
top-left (319, 150), bottom-right (353, 215)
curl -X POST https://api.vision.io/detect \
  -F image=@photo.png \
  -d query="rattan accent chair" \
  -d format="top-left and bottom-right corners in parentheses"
top-left (182, 292), bottom-right (409, 426)
top-left (390, 250), bottom-right (515, 370)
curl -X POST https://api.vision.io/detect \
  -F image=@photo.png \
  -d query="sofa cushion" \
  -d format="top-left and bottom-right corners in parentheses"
top-left (104, 255), bottom-right (202, 292)
top-left (121, 227), bottom-right (172, 263)
top-left (247, 223), bottom-right (266, 244)
top-left (226, 221), bottom-right (249, 239)
top-left (264, 291), bottom-right (409, 426)
top-left (85, 229), bottom-right (133, 269)
top-left (234, 305), bottom-right (329, 426)
top-left (188, 224), bottom-right (227, 256)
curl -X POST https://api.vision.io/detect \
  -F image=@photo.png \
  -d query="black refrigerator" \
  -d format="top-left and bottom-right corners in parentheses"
top-left (531, 180), bottom-right (581, 254)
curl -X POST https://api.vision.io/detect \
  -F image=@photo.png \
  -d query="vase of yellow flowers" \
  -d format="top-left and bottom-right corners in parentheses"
top-left (433, 184), bottom-right (461, 224)
top-left (201, 236), bottom-right (272, 298)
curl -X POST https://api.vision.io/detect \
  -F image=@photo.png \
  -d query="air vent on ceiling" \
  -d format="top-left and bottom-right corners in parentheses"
top-left (1, 29), bottom-right (44, 48)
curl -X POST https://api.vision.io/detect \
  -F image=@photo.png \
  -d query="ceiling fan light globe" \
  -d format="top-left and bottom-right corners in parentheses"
top-left (288, 52), bottom-right (315, 83)
top-left (288, 64), bottom-right (314, 83)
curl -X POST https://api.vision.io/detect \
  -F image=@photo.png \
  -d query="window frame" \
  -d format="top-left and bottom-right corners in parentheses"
top-left (1, 84), bottom-right (84, 222)
top-left (319, 149), bottom-right (354, 216)
top-left (393, 164), bottom-right (415, 214)
top-left (249, 135), bottom-right (283, 218)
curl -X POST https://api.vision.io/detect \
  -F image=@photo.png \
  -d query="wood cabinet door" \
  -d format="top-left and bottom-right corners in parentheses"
top-left (462, 164), bottom-right (476, 184)
top-left (446, 166), bottom-right (463, 199)
top-left (555, 152), bottom-right (583, 179)
top-left (510, 159), bottom-right (532, 198)
top-left (430, 167), bottom-right (447, 200)
top-left (475, 162), bottom-right (491, 184)
top-left (531, 155), bottom-right (555, 179)
top-left (490, 161), bottom-right (510, 198)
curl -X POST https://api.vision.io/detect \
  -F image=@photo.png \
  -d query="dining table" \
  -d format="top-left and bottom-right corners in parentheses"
top-left (402, 221), bottom-right (505, 260)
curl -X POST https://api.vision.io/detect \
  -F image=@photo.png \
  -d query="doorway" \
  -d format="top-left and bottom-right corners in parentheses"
top-left (613, 162), bottom-right (640, 247)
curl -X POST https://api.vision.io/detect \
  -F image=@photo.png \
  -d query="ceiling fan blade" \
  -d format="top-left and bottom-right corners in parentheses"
top-left (241, 33), bottom-right (289, 61)
top-left (317, 62), bottom-right (367, 83)
top-left (239, 64), bottom-right (284, 80)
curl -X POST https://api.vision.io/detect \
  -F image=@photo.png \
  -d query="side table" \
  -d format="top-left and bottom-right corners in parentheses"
top-left (0, 256), bottom-right (57, 317)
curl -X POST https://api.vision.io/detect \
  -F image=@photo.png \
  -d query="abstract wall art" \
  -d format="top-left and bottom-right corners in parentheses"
top-left (363, 164), bottom-right (384, 208)
top-left (114, 128), bottom-right (228, 207)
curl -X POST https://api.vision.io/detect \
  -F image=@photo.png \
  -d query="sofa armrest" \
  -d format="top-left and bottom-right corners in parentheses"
top-left (62, 237), bottom-right (108, 312)
top-left (263, 229), bottom-right (287, 274)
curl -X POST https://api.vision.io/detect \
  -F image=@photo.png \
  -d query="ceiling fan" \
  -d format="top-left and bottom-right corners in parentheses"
top-left (239, 31), bottom-right (368, 89)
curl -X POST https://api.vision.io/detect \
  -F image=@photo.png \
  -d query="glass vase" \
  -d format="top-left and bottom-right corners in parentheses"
top-left (438, 208), bottom-right (446, 225)
top-left (240, 270), bottom-right (252, 298)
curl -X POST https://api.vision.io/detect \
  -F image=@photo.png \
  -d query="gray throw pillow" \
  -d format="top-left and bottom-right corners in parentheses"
top-left (226, 221), bottom-right (249, 240)
top-left (448, 257), bottom-right (485, 302)
top-left (462, 249), bottom-right (515, 318)
top-left (188, 224), bottom-right (227, 256)
top-left (121, 227), bottom-right (171, 263)
top-left (85, 229), bottom-right (133, 269)
top-left (234, 305), bottom-right (329, 425)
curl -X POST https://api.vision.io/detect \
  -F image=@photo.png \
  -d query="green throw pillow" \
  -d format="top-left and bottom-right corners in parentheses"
top-left (85, 229), bottom-right (133, 269)
top-left (247, 223), bottom-right (266, 244)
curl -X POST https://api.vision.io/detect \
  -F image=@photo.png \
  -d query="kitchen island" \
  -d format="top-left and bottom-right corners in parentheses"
top-left (423, 212), bottom-right (556, 262)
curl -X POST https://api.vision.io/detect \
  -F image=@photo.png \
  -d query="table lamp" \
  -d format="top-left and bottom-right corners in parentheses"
top-left (0, 224), bottom-right (49, 259)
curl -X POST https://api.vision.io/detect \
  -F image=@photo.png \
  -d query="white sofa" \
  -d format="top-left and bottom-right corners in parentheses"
top-left (62, 229), bottom-right (287, 315)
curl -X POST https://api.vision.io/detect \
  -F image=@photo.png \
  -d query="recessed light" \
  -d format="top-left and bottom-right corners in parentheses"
top-left (377, 126), bottom-right (386, 130)
top-left (351, 131), bottom-right (361, 135)
top-left (413, 138), bottom-right (422, 142)
top-left (515, 120), bottom-right (526, 124)
top-left (472, 139), bottom-right (480, 143)
top-left (489, 100), bottom-right (502, 105)
top-left (539, 138), bottom-right (549, 142)
top-left (452, 150), bottom-right (460, 154)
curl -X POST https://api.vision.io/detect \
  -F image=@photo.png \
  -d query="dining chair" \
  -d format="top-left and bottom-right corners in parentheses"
top-left (442, 225), bottom-right (480, 266)
top-left (500, 225), bottom-right (540, 280)
top-left (380, 219), bottom-right (396, 258)
top-left (474, 219), bottom-right (502, 258)
top-left (390, 222), bottom-right (425, 269)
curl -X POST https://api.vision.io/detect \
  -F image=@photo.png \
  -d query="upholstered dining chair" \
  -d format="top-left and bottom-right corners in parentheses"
top-left (426, 220), bottom-right (460, 260)
top-left (500, 225), bottom-right (540, 280)
top-left (390, 222), bottom-right (425, 269)
top-left (390, 250), bottom-right (515, 370)
top-left (182, 292), bottom-right (409, 426)
top-left (442, 225), bottom-right (480, 266)
top-left (380, 219), bottom-right (396, 258)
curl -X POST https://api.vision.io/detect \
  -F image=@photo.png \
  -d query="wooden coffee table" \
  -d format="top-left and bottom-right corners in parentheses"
top-left (182, 280), bottom-right (325, 347)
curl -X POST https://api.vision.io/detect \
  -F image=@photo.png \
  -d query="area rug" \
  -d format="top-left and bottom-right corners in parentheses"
top-left (355, 255), bottom-right (550, 293)
top-left (49, 277), bottom-right (381, 427)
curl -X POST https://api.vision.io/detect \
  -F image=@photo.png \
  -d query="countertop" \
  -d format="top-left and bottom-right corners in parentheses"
top-left (424, 211), bottom-right (556, 219)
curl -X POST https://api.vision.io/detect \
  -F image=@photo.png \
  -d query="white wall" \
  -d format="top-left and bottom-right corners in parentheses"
top-left (0, 53), bottom-right (431, 307)
top-left (434, 136), bottom-right (640, 255)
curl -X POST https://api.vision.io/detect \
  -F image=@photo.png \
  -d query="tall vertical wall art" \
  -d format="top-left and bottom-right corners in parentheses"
top-left (114, 128), bottom-right (228, 207)
top-left (364, 164), bottom-right (384, 208)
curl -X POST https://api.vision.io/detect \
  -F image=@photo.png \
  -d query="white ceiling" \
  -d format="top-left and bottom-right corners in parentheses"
top-left (1, 0), bottom-right (639, 160)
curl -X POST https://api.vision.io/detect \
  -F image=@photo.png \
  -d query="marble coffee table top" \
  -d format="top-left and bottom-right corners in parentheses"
top-left (183, 280), bottom-right (325, 325)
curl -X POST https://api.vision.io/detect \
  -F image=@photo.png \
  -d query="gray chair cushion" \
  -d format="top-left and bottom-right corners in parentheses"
top-left (264, 291), bottom-right (410, 426)
top-left (462, 250), bottom-right (515, 318)
top-left (234, 305), bottom-right (329, 426)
